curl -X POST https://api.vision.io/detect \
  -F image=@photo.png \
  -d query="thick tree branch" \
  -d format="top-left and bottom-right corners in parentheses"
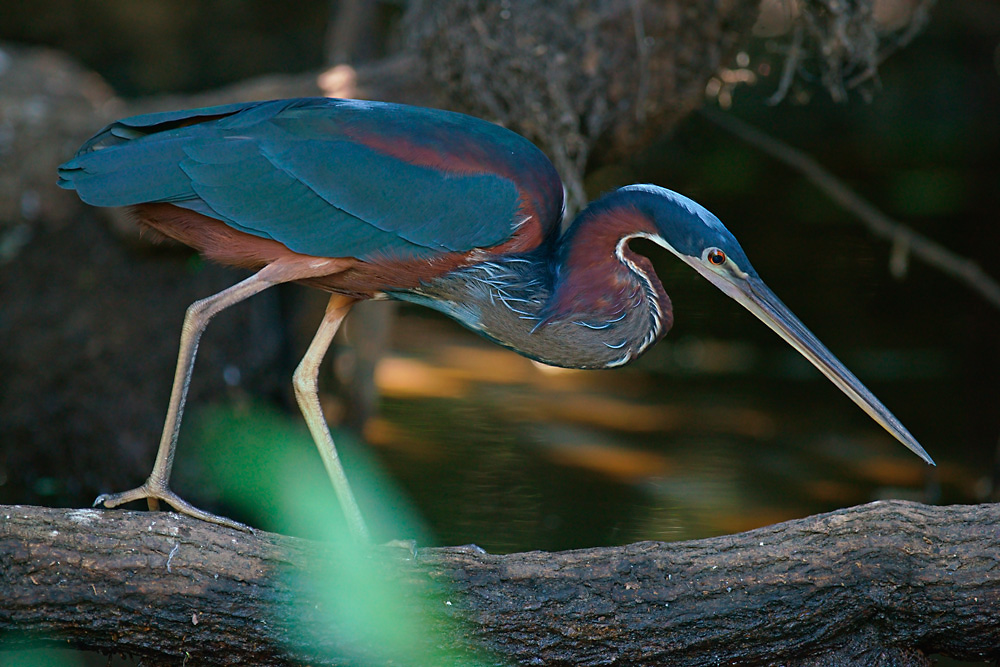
top-left (2, 501), bottom-right (999, 666)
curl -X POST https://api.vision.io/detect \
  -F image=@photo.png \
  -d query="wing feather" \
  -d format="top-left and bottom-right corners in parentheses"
top-left (58, 98), bottom-right (564, 262)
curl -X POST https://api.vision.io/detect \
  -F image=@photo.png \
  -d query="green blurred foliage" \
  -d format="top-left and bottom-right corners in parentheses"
top-left (188, 402), bottom-right (426, 539)
top-left (188, 402), bottom-right (490, 665)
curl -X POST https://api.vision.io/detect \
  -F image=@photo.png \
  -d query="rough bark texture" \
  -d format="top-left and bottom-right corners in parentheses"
top-left (405, 0), bottom-right (760, 209)
top-left (2, 500), bottom-right (998, 666)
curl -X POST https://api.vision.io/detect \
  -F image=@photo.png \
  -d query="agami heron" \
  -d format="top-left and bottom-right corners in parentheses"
top-left (58, 98), bottom-right (934, 540)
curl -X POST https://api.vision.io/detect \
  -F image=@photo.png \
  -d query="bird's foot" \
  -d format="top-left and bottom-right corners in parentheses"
top-left (380, 538), bottom-right (419, 559)
top-left (94, 482), bottom-right (253, 533)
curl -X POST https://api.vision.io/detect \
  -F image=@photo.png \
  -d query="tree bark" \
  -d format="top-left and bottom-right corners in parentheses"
top-left (1, 500), bottom-right (998, 666)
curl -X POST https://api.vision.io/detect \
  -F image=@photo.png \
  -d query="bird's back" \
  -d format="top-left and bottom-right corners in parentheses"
top-left (58, 98), bottom-right (565, 264)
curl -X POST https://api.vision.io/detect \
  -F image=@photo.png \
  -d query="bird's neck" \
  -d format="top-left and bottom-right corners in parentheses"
top-left (392, 207), bottom-right (673, 369)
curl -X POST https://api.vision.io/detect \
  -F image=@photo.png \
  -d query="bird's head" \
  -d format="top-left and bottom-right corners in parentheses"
top-left (614, 184), bottom-right (758, 289)
top-left (610, 184), bottom-right (934, 466)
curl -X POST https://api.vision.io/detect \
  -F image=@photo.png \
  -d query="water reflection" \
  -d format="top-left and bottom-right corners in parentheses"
top-left (351, 309), bottom-right (964, 554)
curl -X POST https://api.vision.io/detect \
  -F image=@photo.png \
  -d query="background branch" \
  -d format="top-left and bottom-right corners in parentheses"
top-left (703, 108), bottom-right (1000, 309)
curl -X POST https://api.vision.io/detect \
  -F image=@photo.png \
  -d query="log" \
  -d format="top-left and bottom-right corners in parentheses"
top-left (1, 500), bottom-right (998, 666)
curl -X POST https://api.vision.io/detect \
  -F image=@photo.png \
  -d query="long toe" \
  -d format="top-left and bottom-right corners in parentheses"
top-left (154, 489), bottom-right (254, 533)
top-left (94, 485), bottom-right (253, 533)
top-left (93, 485), bottom-right (157, 510)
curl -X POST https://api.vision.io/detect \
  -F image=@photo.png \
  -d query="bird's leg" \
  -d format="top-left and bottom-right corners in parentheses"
top-left (94, 269), bottom-right (280, 532)
top-left (292, 293), bottom-right (371, 542)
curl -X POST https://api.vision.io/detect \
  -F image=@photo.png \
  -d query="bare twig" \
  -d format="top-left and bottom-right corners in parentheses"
top-left (846, 0), bottom-right (936, 90)
top-left (767, 22), bottom-right (805, 105)
top-left (766, 0), bottom-right (936, 103)
top-left (325, 0), bottom-right (377, 66)
top-left (703, 108), bottom-right (1000, 309)
top-left (631, 0), bottom-right (651, 123)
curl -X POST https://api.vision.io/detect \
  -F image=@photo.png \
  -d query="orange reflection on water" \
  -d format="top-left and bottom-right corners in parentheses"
top-left (374, 357), bottom-right (468, 398)
top-left (363, 417), bottom-right (441, 460)
top-left (436, 346), bottom-right (542, 384)
top-left (522, 394), bottom-right (777, 438)
top-left (540, 440), bottom-right (675, 482)
top-left (709, 507), bottom-right (806, 536)
top-left (525, 395), bottom-right (680, 432)
top-left (806, 479), bottom-right (865, 505)
top-left (848, 455), bottom-right (928, 488)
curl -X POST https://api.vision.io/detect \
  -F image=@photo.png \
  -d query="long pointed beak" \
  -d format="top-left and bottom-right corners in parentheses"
top-left (708, 272), bottom-right (935, 465)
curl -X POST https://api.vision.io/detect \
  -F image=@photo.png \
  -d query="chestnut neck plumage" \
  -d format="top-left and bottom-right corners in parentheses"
top-left (391, 202), bottom-right (674, 370)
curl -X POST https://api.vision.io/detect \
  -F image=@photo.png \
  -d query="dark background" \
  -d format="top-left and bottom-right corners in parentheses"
top-left (0, 0), bottom-right (998, 555)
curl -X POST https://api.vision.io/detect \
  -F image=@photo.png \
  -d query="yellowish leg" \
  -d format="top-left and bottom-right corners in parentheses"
top-left (95, 255), bottom-right (361, 535)
top-left (94, 269), bottom-right (280, 531)
top-left (292, 294), bottom-right (370, 542)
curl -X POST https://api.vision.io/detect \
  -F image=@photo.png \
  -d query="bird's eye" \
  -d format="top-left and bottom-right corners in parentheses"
top-left (707, 248), bottom-right (727, 266)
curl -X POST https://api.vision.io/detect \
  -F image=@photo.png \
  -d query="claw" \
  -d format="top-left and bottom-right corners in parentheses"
top-left (93, 482), bottom-right (254, 533)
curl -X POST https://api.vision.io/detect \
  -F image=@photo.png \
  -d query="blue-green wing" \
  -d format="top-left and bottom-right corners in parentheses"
top-left (58, 98), bottom-right (564, 261)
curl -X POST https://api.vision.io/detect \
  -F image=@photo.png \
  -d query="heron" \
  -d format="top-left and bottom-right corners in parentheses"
top-left (58, 97), bottom-right (934, 541)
